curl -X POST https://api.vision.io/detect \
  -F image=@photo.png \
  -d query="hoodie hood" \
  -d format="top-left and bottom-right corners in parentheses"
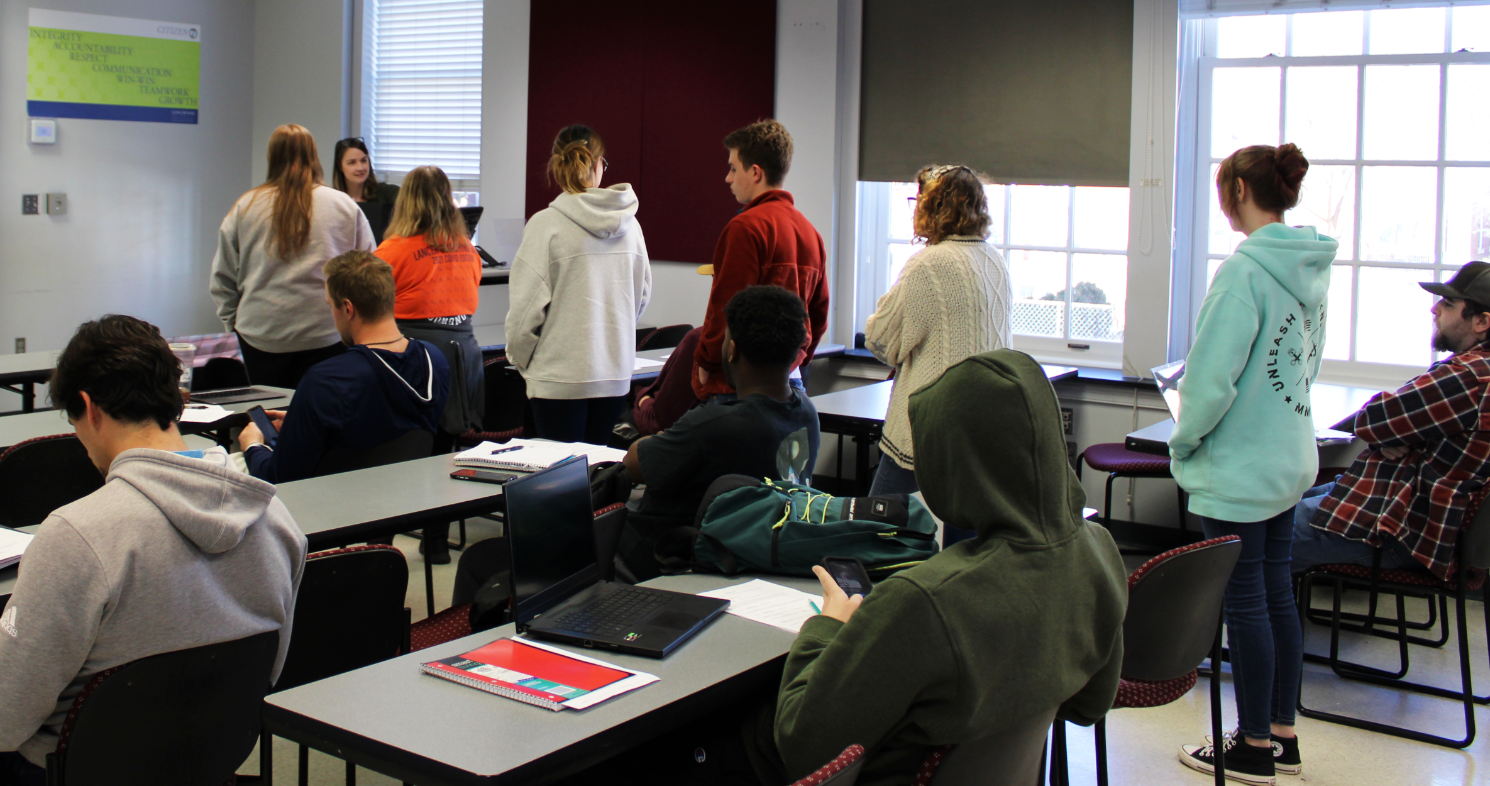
top-left (550, 184), bottom-right (639, 240)
top-left (107, 447), bottom-right (277, 554)
top-left (908, 349), bottom-right (1085, 545)
top-left (347, 342), bottom-right (441, 421)
top-left (1232, 223), bottom-right (1337, 309)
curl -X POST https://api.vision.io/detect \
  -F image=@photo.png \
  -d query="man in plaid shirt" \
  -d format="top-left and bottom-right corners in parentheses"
top-left (1292, 261), bottom-right (1490, 580)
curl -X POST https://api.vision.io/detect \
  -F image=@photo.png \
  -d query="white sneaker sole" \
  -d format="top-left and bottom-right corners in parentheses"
top-left (1177, 746), bottom-right (1277, 786)
top-left (1275, 763), bottom-right (1303, 776)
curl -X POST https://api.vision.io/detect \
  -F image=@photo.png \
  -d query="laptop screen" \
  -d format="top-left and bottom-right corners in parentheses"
top-left (504, 456), bottom-right (599, 625)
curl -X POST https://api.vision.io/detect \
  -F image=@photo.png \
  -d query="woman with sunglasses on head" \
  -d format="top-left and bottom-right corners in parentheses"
top-left (211, 124), bottom-right (375, 389)
top-left (333, 137), bottom-right (400, 243)
top-left (863, 165), bottom-right (1011, 507)
top-left (506, 125), bottom-right (651, 445)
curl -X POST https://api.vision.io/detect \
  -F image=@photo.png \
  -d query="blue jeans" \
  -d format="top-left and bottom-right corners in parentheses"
top-left (1202, 510), bottom-right (1303, 740)
top-left (1291, 482), bottom-right (1420, 575)
top-left (530, 396), bottom-right (629, 445)
top-left (868, 455), bottom-right (918, 497)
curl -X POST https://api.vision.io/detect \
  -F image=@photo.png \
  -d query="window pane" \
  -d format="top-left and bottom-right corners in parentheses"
top-left (1284, 67), bottom-right (1357, 160)
top-left (1291, 11), bottom-right (1363, 57)
top-left (1446, 65), bottom-right (1490, 161)
top-left (1362, 65), bottom-right (1440, 160)
top-left (1208, 258), bottom-right (1223, 287)
top-left (1009, 185), bottom-right (1069, 247)
top-left (888, 243), bottom-right (918, 290)
top-left (889, 181), bottom-right (917, 241)
top-left (1356, 266), bottom-right (1432, 366)
top-left (1008, 250), bottom-right (1068, 338)
top-left (1442, 168), bottom-right (1490, 264)
top-left (1216, 15), bottom-right (1285, 58)
top-left (1212, 68), bottom-right (1281, 157)
top-left (983, 184), bottom-right (1007, 245)
top-left (1451, 6), bottom-right (1490, 53)
top-left (1072, 187), bottom-right (1129, 251)
top-left (1069, 254), bottom-right (1126, 342)
top-left (1208, 163), bottom-right (1247, 255)
top-left (1359, 166), bottom-right (1437, 263)
top-left (1287, 165), bottom-right (1355, 260)
top-left (1368, 8), bottom-right (1446, 55)
top-left (1323, 265), bottom-right (1352, 361)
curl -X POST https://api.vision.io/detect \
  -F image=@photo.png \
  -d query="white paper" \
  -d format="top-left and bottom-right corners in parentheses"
top-left (633, 357), bottom-right (666, 371)
top-left (514, 637), bottom-right (660, 710)
top-left (454, 439), bottom-right (627, 469)
top-left (0, 528), bottom-right (34, 570)
top-left (699, 579), bottom-right (822, 633)
top-left (179, 404), bottom-right (232, 424)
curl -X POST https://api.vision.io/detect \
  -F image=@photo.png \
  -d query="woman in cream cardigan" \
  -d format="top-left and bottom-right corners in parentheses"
top-left (865, 165), bottom-right (1011, 500)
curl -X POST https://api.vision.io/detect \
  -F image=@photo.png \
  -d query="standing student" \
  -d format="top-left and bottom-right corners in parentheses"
top-left (211, 124), bottom-right (376, 389)
top-left (693, 119), bottom-right (829, 401)
top-left (864, 164), bottom-right (1011, 498)
top-left (377, 165), bottom-right (484, 452)
top-left (506, 125), bottom-right (651, 444)
top-left (333, 137), bottom-right (400, 243)
top-left (1171, 143), bottom-right (1335, 784)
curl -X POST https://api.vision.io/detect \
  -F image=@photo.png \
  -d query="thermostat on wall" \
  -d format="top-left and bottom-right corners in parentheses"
top-left (29, 119), bottom-right (57, 145)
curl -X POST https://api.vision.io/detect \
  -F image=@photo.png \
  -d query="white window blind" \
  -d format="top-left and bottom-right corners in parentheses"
top-left (369, 0), bottom-right (482, 188)
top-left (1182, 0), bottom-right (1490, 18)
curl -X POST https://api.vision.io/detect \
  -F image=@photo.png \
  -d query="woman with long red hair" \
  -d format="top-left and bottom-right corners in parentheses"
top-left (211, 124), bottom-right (376, 388)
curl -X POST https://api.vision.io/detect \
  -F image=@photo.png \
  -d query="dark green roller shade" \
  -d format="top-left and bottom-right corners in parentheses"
top-left (860, 0), bottom-right (1134, 186)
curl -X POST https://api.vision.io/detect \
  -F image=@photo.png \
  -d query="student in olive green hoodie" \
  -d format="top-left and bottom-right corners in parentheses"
top-left (552, 350), bottom-right (1126, 786)
top-left (1173, 143), bottom-right (1336, 785)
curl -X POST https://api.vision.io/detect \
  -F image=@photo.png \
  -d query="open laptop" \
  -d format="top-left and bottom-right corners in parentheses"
top-left (506, 456), bottom-right (729, 658)
top-left (190, 386), bottom-right (284, 405)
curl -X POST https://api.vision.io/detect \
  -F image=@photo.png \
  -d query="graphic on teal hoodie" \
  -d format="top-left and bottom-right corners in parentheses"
top-left (1171, 223), bottom-right (1338, 522)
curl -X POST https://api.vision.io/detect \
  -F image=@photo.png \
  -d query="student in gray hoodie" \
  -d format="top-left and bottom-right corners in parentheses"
top-left (506, 125), bottom-right (652, 445)
top-left (0, 316), bottom-right (306, 783)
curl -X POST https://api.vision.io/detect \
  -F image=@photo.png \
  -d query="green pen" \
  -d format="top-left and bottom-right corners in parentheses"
top-left (809, 600), bottom-right (821, 615)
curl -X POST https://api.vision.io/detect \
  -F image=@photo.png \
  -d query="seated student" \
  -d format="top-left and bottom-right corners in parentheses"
top-left (1293, 261), bottom-right (1490, 580)
top-left (0, 316), bottom-right (307, 785)
top-left (238, 249), bottom-right (451, 485)
top-left (560, 350), bottom-right (1127, 786)
top-left (620, 286), bottom-right (821, 579)
top-left (631, 327), bottom-right (703, 437)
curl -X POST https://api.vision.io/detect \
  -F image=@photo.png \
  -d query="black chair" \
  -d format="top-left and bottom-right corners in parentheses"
top-left (458, 361), bottom-right (532, 448)
top-left (0, 435), bottom-right (104, 528)
top-left (595, 503), bottom-right (638, 584)
top-left (45, 630), bottom-right (280, 786)
top-left (637, 323), bottom-right (694, 351)
top-left (1296, 495), bottom-right (1490, 748)
top-left (790, 744), bottom-right (866, 786)
top-left (913, 708), bottom-right (1055, 786)
top-left (190, 357), bottom-right (251, 392)
top-left (1052, 535), bottom-right (1242, 786)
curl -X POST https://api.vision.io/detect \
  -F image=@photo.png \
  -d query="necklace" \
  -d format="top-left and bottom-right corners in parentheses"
top-left (363, 335), bottom-right (405, 347)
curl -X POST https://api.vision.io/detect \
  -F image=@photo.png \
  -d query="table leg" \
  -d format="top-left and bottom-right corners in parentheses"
top-left (22, 382), bottom-right (35, 413)
top-left (855, 426), bottom-right (871, 496)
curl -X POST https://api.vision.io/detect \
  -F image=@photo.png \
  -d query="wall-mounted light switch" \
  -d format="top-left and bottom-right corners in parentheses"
top-left (46, 193), bottom-right (66, 215)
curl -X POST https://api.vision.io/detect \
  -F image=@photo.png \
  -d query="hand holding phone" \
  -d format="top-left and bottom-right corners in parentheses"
top-left (246, 405), bottom-right (279, 449)
top-left (821, 556), bottom-right (873, 598)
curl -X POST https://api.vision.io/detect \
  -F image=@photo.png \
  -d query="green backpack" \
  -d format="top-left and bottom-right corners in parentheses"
top-left (681, 475), bottom-right (940, 577)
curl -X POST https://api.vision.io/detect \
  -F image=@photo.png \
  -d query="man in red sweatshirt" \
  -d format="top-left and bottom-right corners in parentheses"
top-left (693, 119), bottom-right (830, 400)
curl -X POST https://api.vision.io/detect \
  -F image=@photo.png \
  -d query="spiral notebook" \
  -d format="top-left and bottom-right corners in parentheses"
top-left (420, 637), bottom-right (657, 711)
top-left (454, 439), bottom-right (627, 472)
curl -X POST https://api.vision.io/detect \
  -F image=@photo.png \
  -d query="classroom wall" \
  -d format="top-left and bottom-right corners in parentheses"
top-left (0, 0), bottom-right (257, 409)
top-left (250, 0), bottom-right (351, 185)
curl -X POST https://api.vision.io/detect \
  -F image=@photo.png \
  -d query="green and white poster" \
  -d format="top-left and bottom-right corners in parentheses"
top-left (27, 8), bottom-right (200, 124)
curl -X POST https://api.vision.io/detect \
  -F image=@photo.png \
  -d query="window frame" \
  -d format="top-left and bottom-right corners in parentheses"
top-left (1184, 10), bottom-right (1490, 388)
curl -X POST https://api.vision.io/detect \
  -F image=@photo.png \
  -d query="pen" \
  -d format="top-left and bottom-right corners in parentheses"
top-left (809, 600), bottom-right (821, 615)
top-left (487, 445), bottom-right (523, 455)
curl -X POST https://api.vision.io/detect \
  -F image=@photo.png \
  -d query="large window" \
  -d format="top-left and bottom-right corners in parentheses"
top-left (367, 0), bottom-right (482, 198)
top-left (858, 181), bottom-right (1130, 365)
top-left (1187, 6), bottom-right (1490, 382)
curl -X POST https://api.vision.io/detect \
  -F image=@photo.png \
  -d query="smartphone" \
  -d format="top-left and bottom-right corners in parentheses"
top-left (247, 405), bottom-right (279, 448)
top-left (450, 468), bottom-right (521, 485)
top-left (821, 556), bottom-right (873, 598)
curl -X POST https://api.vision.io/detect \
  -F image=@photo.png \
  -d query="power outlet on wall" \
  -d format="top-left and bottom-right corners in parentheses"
top-left (22, 195), bottom-right (39, 215)
top-left (15, 338), bottom-right (25, 354)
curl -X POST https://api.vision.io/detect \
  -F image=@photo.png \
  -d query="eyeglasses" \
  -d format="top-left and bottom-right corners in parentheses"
top-left (907, 196), bottom-right (918, 209)
top-left (601, 157), bottom-right (610, 172)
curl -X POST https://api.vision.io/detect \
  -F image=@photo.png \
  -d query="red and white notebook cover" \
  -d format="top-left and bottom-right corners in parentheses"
top-left (421, 637), bottom-right (657, 711)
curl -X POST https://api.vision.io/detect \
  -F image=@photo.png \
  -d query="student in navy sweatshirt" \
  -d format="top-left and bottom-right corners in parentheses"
top-left (239, 250), bottom-right (449, 486)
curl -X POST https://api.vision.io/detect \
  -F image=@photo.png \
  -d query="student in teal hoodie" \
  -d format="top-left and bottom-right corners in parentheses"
top-left (1172, 143), bottom-right (1336, 785)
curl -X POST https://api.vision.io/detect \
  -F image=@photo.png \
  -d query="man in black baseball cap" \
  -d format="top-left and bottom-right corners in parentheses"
top-left (1421, 260), bottom-right (1490, 353)
top-left (1289, 260), bottom-right (1490, 584)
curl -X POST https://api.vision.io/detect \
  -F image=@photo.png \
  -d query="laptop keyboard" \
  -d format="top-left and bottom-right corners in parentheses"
top-left (192, 387), bottom-right (255, 401)
top-left (551, 588), bottom-right (670, 636)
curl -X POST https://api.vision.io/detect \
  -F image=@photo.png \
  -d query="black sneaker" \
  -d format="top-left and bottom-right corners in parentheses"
top-left (1179, 733), bottom-right (1276, 785)
top-left (1270, 735), bottom-right (1302, 776)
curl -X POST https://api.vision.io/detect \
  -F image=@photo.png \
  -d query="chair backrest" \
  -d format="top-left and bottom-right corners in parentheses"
top-left (50, 629), bottom-right (280, 786)
top-left (1122, 535), bottom-right (1242, 682)
top-left (594, 504), bottom-right (628, 583)
top-left (274, 546), bottom-right (409, 691)
top-left (1463, 494), bottom-right (1490, 571)
top-left (0, 435), bottom-right (104, 529)
top-left (923, 708), bottom-right (1056, 786)
top-left (480, 362), bottom-right (533, 436)
top-left (637, 323), bottom-right (695, 352)
top-left (312, 429), bottom-right (434, 478)
top-left (790, 744), bottom-right (866, 786)
top-left (189, 357), bottom-right (251, 392)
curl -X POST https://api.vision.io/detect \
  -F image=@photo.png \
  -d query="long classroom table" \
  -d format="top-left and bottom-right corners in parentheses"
top-left (0, 386), bottom-right (296, 451)
top-left (0, 351), bottom-right (63, 413)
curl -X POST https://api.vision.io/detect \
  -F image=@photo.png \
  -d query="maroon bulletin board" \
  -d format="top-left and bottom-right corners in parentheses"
top-left (526, 0), bottom-right (777, 264)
